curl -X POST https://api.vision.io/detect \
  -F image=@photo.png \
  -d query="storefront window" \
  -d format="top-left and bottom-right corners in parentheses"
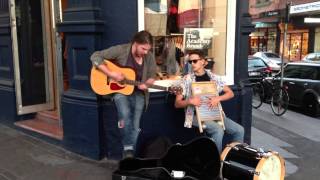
top-left (143, 0), bottom-right (228, 79)
top-left (301, 33), bottom-right (308, 59)
top-left (314, 28), bottom-right (320, 52)
top-left (249, 27), bottom-right (277, 55)
top-left (289, 33), bottom-right (302, 61)
top-left (267, 28), bottom-right (276, 53)
top-left (280, 30), bottom-right (308, 61)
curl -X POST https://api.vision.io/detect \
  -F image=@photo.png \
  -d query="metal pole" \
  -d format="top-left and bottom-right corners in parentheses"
top-left (280, 23), bottom-right (287, 87)
top-left (280, 2), bottom-right (291, 87)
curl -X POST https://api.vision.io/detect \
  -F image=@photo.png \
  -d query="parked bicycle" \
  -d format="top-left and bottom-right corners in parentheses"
top-left (251, 74), bottom-right (289, 116)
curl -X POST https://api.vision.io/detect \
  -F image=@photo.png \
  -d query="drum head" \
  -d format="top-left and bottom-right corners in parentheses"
top-left (254, 153), bottom-right (285, 180)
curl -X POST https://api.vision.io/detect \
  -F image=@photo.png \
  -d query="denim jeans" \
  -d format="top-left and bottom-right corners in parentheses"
top-left (113, 91), bottom-right (145, 152)
top-left (203, 116), bottom-right (244, 153)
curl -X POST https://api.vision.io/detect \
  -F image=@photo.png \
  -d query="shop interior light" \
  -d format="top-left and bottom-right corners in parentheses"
top-left (304, 18), bottom-right (320, 23)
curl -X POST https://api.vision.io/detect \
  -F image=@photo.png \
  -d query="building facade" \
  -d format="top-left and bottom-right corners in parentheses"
top-left (0, 0), bottom-right (253, 160)
top-left (249, 0), bottom-right (320, 61)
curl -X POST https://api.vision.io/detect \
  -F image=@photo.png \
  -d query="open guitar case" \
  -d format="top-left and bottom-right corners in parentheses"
top-left (112, 137), bottom-right (221, 180)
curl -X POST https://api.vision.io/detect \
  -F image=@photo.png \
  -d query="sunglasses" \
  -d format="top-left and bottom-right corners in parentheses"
top-left (188, 59), bottom-right (202, 64)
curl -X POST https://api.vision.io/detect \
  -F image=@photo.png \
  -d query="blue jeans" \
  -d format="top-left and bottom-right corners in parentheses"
top-left (113, 91), bottom-right (145, 152)
top-left (203, 117), bottom-right (244, 153)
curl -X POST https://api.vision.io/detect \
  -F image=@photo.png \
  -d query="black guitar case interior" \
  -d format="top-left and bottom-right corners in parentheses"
top-left (112, 137), bottom-right (221, 180)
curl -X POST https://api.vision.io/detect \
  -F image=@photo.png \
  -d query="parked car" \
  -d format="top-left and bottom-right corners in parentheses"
top-left (302, 52), bottom-right (320, 63)
top-left (272, 62), bottom-right (320, 116)
top-left (248, 56), bottom-right (272, 81)
top-left (253, 52), bottom-right (284, 71)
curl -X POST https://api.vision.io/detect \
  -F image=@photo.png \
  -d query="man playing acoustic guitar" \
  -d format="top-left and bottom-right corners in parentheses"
top-left (175, 49), bottom-right (244, 153)
top-left (90, 30), bottom-right (157, 158)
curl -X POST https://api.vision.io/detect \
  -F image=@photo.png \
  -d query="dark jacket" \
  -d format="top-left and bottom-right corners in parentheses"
top-left (90, 43), bottom-right (157, 107)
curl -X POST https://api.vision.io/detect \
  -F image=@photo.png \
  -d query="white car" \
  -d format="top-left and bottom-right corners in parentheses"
top-left (302, 52), bottom-right (320, 63)
top-left (253, 52), bottom-right (284, 71)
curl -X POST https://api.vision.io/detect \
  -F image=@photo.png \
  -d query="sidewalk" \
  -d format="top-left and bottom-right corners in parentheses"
top-left (0, 124), bottom-right (117, 180)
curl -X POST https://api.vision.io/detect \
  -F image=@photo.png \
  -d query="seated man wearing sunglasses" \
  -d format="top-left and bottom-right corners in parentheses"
top-left (174, 49), bottom-right (244, 153)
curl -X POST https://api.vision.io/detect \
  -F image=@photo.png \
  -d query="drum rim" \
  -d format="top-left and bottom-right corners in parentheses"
top-left (254, 152), bottom-right (286, 180)
top-left (220, 142), bottom-right (241, 161)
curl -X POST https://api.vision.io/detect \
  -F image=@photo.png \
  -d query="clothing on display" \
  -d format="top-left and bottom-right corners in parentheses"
top-left (178, 0), bottom-right (201, 32)
top-left (145, 0), bottom-right (168, 36)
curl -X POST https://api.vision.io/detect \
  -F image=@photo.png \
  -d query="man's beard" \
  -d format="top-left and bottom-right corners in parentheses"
top-left (134, 51), bottom-right (144, 58)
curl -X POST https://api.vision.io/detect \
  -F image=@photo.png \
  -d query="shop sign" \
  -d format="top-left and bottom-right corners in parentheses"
top-left (183, 28), bottom-right (213, 50)
top-left (290, 1), bottom-right (320, 14)
top-left (261, 10), bottom-right (279, 18)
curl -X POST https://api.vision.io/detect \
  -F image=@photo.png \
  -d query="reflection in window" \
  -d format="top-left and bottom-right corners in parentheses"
top-left (283, 65), bottom-right (301, 78)
top-left (300, 67), bottom-right (316, 80)
top-left (144, 0), bottom-right (228, 79)
top-left (248, 58), bottom-right (266, 68)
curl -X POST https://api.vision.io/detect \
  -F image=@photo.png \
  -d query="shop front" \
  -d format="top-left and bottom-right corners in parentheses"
top-left (284, 1), bottom-right (320, 61)
top-left (0, 0), bottom-right (253, 160)
top-left (279, 26), bottom-right (309, 61)
top-left (249, 25), bottom-right (277, 55)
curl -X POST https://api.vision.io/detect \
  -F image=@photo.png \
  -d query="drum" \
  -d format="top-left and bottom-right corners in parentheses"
top-left (221, 142), bottom-right (285, 180)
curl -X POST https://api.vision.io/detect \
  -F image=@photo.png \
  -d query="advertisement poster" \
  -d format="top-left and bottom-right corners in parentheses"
top-left (183, 28), bottom-right (214, 50)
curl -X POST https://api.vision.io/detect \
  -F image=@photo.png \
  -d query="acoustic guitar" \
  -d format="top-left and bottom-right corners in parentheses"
top-left (90, 60), bottom-right (182, 95)
top-left (113, 137), bottom-right (221, 180)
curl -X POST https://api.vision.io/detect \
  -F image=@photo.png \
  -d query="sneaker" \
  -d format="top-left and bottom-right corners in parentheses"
top-left (122, 149), bottom-right (135, 159)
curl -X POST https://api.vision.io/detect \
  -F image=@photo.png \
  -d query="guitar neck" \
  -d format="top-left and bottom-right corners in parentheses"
top-left (124, 80), bottom-right (168, 91)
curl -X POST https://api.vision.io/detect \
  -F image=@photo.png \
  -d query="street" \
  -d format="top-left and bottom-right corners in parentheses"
top-left (0, 103), bottom-right (320, 180)
top-left (251, 103), bottom-right (320, 180)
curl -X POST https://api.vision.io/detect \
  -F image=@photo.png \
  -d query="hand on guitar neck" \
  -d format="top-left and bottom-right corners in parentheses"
top-left (138, 78), bottom-right (155, 91)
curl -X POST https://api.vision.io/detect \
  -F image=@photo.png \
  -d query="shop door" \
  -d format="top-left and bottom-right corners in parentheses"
top-left (9, 0), bottom-right (55, 115)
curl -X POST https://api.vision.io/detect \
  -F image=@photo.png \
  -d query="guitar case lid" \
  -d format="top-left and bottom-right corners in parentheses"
top-left (113, 137), bottom-right (220, 180)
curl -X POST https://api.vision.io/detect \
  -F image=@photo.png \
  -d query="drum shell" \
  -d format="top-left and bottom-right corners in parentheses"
top-left (221, 144), bottom-right (261, 180)
top-left (221, 142), bottom-right (286, 180)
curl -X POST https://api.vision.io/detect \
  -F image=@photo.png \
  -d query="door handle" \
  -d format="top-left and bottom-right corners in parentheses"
top-left (288, 82), bottom-right (295, 85)
top-left (304, 83), bottom-right (308, 86)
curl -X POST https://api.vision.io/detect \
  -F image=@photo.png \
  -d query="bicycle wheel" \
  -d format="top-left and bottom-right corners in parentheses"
top-left (271, 88), bottom-right (289, 116)
top-left (252, 82), bottom-right (264, 109)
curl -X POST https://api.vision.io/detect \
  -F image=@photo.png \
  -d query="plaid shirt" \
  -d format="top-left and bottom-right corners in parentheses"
top-left (178, 70), bottom-right (226, 128)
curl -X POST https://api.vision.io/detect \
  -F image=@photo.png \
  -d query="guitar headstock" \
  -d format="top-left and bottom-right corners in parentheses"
top-left (168, 86), bottom-right (183, 95)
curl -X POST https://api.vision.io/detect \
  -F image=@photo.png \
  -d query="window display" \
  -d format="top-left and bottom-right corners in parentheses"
top-left (249, 28), bottom-right (276, 55)
top-left (144, 0), bottom-right (228, 79)
top-left (280, 30), bottom-right (308, 61)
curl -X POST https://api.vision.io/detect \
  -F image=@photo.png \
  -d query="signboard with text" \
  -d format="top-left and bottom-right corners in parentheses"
top-left (290, 1), bottom-right (320, 14)
top-left (183, 28), bottom-right (213, 50)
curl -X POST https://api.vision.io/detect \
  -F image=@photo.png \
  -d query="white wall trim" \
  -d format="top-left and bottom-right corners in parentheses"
top-left (138, 0), bottom-right (144, 31)
top-left (226, 0), bottom-right (236, 85)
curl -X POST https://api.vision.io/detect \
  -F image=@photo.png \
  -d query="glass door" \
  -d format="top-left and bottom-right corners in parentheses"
top-left (9, 0), bottom-right (54, 115)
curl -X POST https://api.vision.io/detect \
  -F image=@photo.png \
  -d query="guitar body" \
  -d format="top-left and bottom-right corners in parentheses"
top-left (90, 60), bottom-right (136, 95)
top-left (113, 137), bottom-right (221, 180)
